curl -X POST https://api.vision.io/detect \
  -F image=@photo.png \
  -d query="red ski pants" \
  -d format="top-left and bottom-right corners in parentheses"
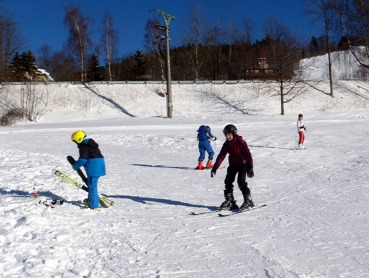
top-left (298, 132), bottom-right (305, 144)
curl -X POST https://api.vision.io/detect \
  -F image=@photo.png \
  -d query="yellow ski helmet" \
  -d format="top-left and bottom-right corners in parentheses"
top-left (71, 130), bottom-right (86, 144)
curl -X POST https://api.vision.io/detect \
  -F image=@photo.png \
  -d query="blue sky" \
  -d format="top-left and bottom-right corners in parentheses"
top-left (2, 0), bottom-right (322, 59)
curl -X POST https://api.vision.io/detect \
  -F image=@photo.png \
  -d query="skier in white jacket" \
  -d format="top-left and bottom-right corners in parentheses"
top-left (297, 114), bottom-right (306, 149)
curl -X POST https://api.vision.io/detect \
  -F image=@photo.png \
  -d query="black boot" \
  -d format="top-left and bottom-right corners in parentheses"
top-left (239, 182), bottom-right (254, 211)
top-left (218, 190), bottom-right (238, 210)
top-left (239, 194), bottom-right (255, 211)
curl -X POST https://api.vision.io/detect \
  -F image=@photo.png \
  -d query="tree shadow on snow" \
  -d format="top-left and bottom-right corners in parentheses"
top-left (0, 189), bottom-right (90, 208)
top-left (0, 188), bottom-right (30, 197)
top-left (204, 90), bottom-right (255, 115)
top-left (0, 188), bottom-right (66, 201)
top-left (335, 82), bottom-right (369, 101)
top-left (303, 82), bottom-right (331, 96)
top-left (249, 144), bottom-right (294, 150)
top-left (108, 194), bottom-right (218, 210)
top-left (80, 83), bottom-right (136, 117)
top-left (132, 163), bottom-right (194, 170)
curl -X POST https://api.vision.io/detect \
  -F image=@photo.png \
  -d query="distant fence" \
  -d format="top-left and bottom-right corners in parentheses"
top-left (2, 77), bottom-right (368, 86)
top-left (0, 80), bottom-right (280, 86)
top-left (2, 79), bottom-right (364, 86)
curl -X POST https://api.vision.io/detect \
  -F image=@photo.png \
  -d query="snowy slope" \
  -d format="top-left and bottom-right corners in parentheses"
top-left (1, 77), bottom-right (369, 277)
top-left (2, 48), bottom-right (369, 277)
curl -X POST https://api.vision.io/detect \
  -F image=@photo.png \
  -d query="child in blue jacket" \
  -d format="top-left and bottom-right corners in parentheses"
top-left (196, 125), bottom-right (217, 170)
top-left (71, 130), bottom-right (106, 209)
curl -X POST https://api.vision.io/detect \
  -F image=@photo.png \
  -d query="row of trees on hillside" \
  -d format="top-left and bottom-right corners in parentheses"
top-left (1, 1), bottom-right (369, 85)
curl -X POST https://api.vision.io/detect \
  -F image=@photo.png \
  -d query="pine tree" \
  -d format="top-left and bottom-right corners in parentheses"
top-left (86, 54), bottom-right (103, 81)
top-left (10, 51), bottom-right (37, 81)
top-left (133, 50), bottom-right (147, 80)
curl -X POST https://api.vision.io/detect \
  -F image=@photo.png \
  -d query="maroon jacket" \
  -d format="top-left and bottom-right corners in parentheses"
top-left (213, 135), bottom-right (253, 170)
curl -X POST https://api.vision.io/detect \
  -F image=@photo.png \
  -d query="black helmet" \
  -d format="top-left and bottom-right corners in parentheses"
top-left (298, 114), bottom-right (303, 118)
top-left (223, 124), bottom-right (237, 135)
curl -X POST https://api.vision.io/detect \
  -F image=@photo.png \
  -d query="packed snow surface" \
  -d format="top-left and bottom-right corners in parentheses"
top-left (1, 79), bottom-right (369, 277)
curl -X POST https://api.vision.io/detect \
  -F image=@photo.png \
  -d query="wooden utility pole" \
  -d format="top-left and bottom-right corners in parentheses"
top-left (151, 9), bottom-right (175, 118)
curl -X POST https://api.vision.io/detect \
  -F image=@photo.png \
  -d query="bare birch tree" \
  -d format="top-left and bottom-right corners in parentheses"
top-left (63, 5), bottom-right (93, 82)
top-left (263, 17), bottom-right (308, 115)
top-left (335, 0), bottom-right (369, 71)
top-left (306, 0), bottom-right (336, 97)
top-left (182, 4), bottom-right (209, 80)
top-left (204, 24), bottom-right (225, 79)
top-left (37, 44), bottom-right (53, 75)
top-left (0, 13), bottom-right (25, 79)
top-left (144, 18), bottom-right (166, 80)
top-left (240, 18), bottom-right (257, 73)
top-left (101, 13), bottom-right (118, 81)
top-left (223, 21), bottom-right (243, 79)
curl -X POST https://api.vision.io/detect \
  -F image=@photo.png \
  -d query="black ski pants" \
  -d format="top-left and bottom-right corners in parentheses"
top-left (224, 164), bottom-right (250, 196)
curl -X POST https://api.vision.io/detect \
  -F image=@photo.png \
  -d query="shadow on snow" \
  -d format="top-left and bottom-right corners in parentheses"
top-left (81, 83), bottom-right (136, 117)
top-left (249, 144), bottom-right (294, 150)
top-left (0, 188), bottom-right (64, 200)
top-left (131, 163), bottom-right (194, 170)
top-left (0, 187), bottom-right (218, 211)
top-left (108, 194), bottom-right (218, 210)
top-left (128, 163), bottom-right (217, 210)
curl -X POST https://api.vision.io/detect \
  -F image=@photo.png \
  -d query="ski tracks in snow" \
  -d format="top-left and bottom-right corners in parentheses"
top-left (1, 115), bottom-right (369, 277)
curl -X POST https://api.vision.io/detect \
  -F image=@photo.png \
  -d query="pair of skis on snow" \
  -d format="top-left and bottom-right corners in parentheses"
top-left (190, 204), bottom-right (267, 217)
top-left (54, 156), bottom-right (114, 208)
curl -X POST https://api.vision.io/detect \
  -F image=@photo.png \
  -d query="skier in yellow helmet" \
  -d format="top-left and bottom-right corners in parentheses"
top-left (71, 130), bottom-right (106, 209)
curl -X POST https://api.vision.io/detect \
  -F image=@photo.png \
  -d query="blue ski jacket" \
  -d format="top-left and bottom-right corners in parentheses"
top-left (73, 138), bottom-right (106, 177)
top-left (197, 125), bottom-right (216, 142)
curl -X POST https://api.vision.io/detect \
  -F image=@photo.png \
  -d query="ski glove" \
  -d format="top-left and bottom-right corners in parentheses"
top-left (211, 168), bottom-right (217, 177)
top-left (247, 169), bottom-right (254, 178)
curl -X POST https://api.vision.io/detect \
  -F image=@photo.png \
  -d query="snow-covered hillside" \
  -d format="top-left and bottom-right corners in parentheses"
top-left (2, 79), bottom-right (369, 124)
top-left (1, 52), bottom-right (369, 277)
top-left (300, 47), bottom-right (369, 81)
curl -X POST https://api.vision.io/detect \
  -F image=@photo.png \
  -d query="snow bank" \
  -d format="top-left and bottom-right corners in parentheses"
top-left (1, 79), bottom-right (369, 124)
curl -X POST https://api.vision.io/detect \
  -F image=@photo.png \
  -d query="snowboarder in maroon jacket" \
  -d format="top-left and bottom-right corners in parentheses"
top-left (211, 124), bottom-right (255, 211)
